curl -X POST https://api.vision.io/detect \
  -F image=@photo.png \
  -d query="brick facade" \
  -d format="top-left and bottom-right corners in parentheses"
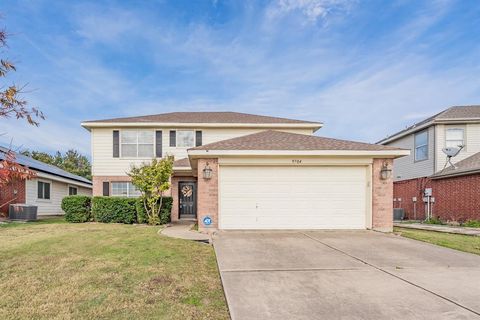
top-left (196, 158), bottom-right (218, 232)
top-left (394, 174), bottom-right (480, 222)
top-left (372, 158), bottom-right (394, 232)
top-left (0, 178), bottom-right (26, 217)
top-left (170, 175), bottom-right (197, 222)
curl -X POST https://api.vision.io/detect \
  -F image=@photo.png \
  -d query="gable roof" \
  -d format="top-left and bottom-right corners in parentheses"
top-left (0, 146), bottom-right (92, 185)
top-left (189, 130), bottom-right (405, 152)
top-left (82, 111), bottom-right (321, 127)
top-left (431, 152), bottom-right (480, 179)
top-left (173, 157), bottom-right (191, 168)
top-left (378, 105), bottom-right (480, 144)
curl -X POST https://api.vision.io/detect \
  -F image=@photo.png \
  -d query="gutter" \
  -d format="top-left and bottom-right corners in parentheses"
top-left (81, 122), bottom-right (323, 132)
top-left (187, 149), bottom-right (410, 158)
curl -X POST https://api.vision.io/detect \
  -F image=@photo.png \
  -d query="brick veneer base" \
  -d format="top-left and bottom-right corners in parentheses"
top-left (196, 159), bottom-right (218, 232)
top-left (0, 178), bottom-right (26, 217)
top-left (372, 159), bottom-right (394, 232)
top-left (394, 174), bottom-right (480, 222)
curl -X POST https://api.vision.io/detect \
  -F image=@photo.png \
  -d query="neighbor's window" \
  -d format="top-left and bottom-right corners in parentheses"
top-left (176, 130), bottom-right (194, 147)
top-left (111, 182), bottom-right (141, 197)
top-left (69, 186), bottom-right (78, 196)
top-left (120, 130), bottom-right (154, 158)
top-left (37, 181), bottom-right (51, 200)
top-left (445, 128), bottom-right (464, 148)
top-left (414, 130), bottom-right (428, 161)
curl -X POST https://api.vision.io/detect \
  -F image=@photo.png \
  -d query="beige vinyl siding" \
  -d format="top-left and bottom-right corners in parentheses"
top-left (91, 127), bottom-right (313, 176)
top-left (387, 126), bottom-right (435, 181)
top-left (25, 178), bottom-right (92, 215)
top-left (435, 123), bottom-right (480, 171)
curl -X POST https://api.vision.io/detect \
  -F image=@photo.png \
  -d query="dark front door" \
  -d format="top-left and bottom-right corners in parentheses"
top-left (179, 181), bottom-right (197, 218)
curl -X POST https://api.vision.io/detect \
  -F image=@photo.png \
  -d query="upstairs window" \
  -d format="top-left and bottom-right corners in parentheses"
top-left (414, 130), bottom-right (428, 161)
top-left (445, 128), bottom-right (464, 148)
top-left (37, 181), bottom-right (51, 200)
top-left (120, 130), bottom-right (154, 158)
top-left (111, 182), bottom-right (141, 197)
top-left (176, 130), bottom-right (195, 147)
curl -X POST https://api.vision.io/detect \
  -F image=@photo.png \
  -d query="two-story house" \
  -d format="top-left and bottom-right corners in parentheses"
top-left (82, 111), bottom-right (407, 232)
top-left (378, 105), bottom-right (480, 222)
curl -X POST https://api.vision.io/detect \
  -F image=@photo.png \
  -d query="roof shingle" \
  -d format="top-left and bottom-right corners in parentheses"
top-left (84, 112), bottom-right (320, 125)
top-left (431, 152), bottom-right (480, 179)
top-left (378, 105), bottom-right (480, 144)
top-left (190, 130), bottom-right (403, 151)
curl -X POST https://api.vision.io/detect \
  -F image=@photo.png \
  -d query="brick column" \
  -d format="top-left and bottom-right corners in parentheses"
top-left (372, 158), bottom-right (393, 232)
top-left (197, 158), bottom-right (218, 232)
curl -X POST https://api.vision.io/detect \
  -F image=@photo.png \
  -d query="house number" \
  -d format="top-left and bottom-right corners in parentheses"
top-left (292, 159), bottom-right (302, 164)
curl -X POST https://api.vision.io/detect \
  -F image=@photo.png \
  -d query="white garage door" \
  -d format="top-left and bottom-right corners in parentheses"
top-left (219, 166), bottom-right (368, 230)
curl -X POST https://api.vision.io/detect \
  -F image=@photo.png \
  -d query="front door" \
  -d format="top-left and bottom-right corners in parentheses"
top-left (179, 181), bottom-right (197, 219)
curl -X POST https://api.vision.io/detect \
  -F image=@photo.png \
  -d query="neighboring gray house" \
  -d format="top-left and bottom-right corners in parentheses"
top-left (377, 105), bottom-right (480, 181)
top-left (0, 146), bottom-right (92, 216)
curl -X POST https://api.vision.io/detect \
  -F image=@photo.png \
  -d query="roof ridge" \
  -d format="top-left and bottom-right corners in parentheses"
top-left (190, 130), bottom-right (404, 151)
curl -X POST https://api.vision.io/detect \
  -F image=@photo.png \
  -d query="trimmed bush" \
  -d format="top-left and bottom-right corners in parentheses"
top-left (61, 195), bottom-right (91, 223)
top-left (135, 196), bottom-right (173, 225)
top-left (463, 220), bottom-right (480, 228)
top-left (92, 197), bottom-right (137, 224)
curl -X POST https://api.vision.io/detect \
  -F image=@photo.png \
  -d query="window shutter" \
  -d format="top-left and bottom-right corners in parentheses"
top-left (195, 130), bottom-right (202, 147)
top-left (113, 130), bottom-right (120, 158)
top-left (103, 182), bottom-right (110, 196)
top-left (170, 130), bottom-right (176, 147)
top-left (155, 131), bottom-right (162, 158)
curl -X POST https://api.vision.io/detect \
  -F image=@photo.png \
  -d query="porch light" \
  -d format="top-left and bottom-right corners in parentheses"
top-left (380, 161), bottom-right (392, 180)
top-left (203, 162), bottom-right (213, 179)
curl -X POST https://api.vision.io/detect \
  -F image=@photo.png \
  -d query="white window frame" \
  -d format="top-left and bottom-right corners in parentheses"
top-left (445, 127), bottom-right (465, 149)
top-left (111, 182), bottom-right (141, 198)
top-left (414, 130), bottom-right (428, 162)
top-left (120, 130), bottom-right (155, 158)
top-left (68, 185), bottom-right (78, 196)
top-left (37, 180), bottom-right (51, 201)
top-left (176, 130), bottom-right (195, 148)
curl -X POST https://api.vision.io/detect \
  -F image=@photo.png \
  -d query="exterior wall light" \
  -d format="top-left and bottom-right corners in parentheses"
top-left (203, 162), bottom-right (213, 179)
top-left (380, 161), bottom-right (392, 180)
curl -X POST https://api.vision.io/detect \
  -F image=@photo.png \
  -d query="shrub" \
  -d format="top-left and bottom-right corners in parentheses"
top-left (92, 197), bottom-right (137, 224)
top-left (424, 217), bottom-right (444, 225)
top-left (136, 196), bottom-right (173, 225)
top-left (463, 220), bottom-right (480, 228)
top-left (61, 195), bottom-right (91, 223)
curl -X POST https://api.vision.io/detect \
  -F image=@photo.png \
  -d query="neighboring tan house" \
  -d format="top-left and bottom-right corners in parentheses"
top-left (82, 112), bottom-right (408, 232)
top-left (377, 105), bottom-right (480, 222)
top-left (0, 146), bottom-right (92, 216)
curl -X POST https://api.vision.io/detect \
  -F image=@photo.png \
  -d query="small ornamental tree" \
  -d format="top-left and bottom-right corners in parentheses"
top-left (128, 157), bottom-right (173, 225)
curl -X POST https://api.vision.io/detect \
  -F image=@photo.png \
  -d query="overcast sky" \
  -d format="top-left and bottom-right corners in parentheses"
top-left (1, 0), bottom-right (480, 156)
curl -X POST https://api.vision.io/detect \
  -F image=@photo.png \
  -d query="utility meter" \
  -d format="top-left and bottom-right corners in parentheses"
top-left (424, 188), bottom-right (432, 197)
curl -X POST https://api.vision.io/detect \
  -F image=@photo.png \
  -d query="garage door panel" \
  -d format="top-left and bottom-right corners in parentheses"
top-left (219, 166), bottom-right (368, 230)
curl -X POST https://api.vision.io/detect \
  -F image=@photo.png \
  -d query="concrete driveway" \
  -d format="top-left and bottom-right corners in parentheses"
top-left (213, 230), bottom-right (480, 320)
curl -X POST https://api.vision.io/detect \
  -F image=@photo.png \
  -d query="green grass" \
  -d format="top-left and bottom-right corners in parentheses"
top-left (0, 216), bottom-right (67, 228)
top-left (394, 227), bottom-right (480, 256)
top-left (0, 221), bottom-right (229, 320)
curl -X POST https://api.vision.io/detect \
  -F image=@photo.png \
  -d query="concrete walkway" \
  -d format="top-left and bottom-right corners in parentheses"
top-left (394, 222), bottom-right (480, 236)
top-left (214, 230), bottom-right (480, 320)
top-left (160, 222), bottom-right (211, 242)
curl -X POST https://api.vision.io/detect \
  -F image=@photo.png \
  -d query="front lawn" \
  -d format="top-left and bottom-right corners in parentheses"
top-left (394, 227), bottom-right (480, 256)
top-left (0, 219), bottom-right (229, 320)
